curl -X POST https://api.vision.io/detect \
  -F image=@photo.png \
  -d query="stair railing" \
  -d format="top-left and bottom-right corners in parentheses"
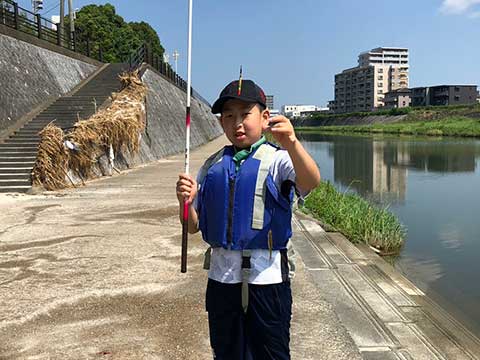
top-left (125, 43), bottom-right (211, 107)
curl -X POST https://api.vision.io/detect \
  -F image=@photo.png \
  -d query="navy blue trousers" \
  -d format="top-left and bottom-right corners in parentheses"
top-left (206, 278), bottom-right (292, 360)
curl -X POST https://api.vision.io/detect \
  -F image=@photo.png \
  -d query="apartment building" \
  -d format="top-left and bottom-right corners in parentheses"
top-left (410, 85), bottom-right (478, 107)
top-left (384, 88), bottom-right (412, 109)
top-left (266, 95), bottom-right (274, 110)
top-left (331, 47), bottom-right (409, 113)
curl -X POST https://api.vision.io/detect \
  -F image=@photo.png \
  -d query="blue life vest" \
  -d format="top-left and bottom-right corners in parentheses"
top-left (197, 142), bottom-right (294, 251)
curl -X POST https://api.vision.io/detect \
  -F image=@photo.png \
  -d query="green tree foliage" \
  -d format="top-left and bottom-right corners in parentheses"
top-left (72, 3), bottom-right (164, 62)
top-left (129, 21), bottom-right (165, 59)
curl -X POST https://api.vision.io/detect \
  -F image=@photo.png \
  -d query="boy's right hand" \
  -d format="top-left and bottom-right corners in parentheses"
top-left (176, 174), bottom-right (198, 204)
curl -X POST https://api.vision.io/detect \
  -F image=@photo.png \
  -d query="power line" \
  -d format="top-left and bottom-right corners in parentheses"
top-left (42, 2), bottom-right (60, 16)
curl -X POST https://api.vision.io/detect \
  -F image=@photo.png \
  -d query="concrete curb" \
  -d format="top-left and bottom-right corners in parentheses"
top-left (292, 211), bottom-right (480, 359)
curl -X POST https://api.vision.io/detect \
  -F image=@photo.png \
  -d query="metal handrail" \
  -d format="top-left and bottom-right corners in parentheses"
top-left (0, 0), bottom-right (103, 61)
top-left (124, 43), bottom-right (210, 106)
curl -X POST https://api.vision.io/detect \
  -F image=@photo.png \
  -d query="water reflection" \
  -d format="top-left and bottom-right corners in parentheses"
top-left (406, 142), bottom-right (476, 173)
top-left (299, 133), bottom-right (478, 204)
top-left (333, 139), bottom-right (408, 203)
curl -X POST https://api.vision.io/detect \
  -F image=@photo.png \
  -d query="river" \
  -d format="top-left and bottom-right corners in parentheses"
top-left (298, 132), bottom-right (480, 337)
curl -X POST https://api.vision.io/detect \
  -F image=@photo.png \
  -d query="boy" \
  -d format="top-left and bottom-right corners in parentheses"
top-left (176, 79), bottom-right (320, 359)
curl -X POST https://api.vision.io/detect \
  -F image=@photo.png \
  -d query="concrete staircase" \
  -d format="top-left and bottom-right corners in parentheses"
top-left (0, 63), bottom-right (129, 193)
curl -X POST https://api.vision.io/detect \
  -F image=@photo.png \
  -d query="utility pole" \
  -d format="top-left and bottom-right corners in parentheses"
top-left (172, 50), bottom-right (179, 74)
top-left (68, 0), bottom-right (74, 38)
top-left (59, 0), bottom-right (64, 43)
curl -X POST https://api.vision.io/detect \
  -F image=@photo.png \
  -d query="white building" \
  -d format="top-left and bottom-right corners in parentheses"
top-left (281, 105), bottom-right (318, 118)
top-left (269, 109), bottom-right (280, 117)
top-left (51, 15), bottom-right (60, 30)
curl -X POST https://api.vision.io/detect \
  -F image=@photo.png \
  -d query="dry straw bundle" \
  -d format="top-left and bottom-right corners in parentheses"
top-left (32, 70), bottom-right (147, 190)
top-left (31, 124), bottom-right (69, 190)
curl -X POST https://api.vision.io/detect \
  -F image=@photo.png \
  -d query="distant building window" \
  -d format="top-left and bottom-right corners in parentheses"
top-left (454, 95), bottom-right (460, 101)
top-left (378, 68), bottom-right (383, 73)
top-left (455, 86), bottom-right (460, 92)
top-left (378, 76), bottom-right (383, 80)
top-left (378, 90), bottom-right (383, 94)
top-left (377, 83), bottom-right (383, 87)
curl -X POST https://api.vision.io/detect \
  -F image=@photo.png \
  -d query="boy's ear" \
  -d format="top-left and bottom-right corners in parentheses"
top-left (261, 108), bottom-right (270, 131)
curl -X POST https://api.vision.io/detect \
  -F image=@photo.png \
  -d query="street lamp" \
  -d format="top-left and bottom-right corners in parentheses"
top-left (163, 53), bottom-right (170, 65)
top-left (172, 49), bottom-right (179, 74)
top-left (32, 0), bottom-right (43, 14)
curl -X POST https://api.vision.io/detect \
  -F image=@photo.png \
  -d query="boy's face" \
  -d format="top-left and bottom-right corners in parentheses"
top-left (220, 99), bottom-right (270, 148)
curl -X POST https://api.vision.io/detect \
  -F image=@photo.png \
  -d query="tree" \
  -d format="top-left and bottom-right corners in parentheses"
top-left (129, 21), bottom-right (164, 59)
top-left (72, 3), bottom-right (163, 62)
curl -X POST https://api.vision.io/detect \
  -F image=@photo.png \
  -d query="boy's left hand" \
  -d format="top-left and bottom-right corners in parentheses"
top-left (265, 115), bottom-right (297, 150)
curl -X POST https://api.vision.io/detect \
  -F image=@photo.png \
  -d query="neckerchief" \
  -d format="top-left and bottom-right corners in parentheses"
top-left (232, 136), bottom-right (266, 171)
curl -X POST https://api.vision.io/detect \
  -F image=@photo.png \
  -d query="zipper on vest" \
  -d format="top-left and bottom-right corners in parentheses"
top-left (226, 175), bottom-right (235, 249)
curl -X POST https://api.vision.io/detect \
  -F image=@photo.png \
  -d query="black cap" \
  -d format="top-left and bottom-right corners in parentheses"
top-left (211, 79), bottom-right (267, 114)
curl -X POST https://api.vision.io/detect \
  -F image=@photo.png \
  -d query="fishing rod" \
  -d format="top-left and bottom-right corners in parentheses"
top-left (181, 0), bottom-right (193, 273)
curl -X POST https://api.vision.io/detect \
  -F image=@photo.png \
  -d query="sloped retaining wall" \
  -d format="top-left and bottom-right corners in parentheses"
top-left (0, 32), bottom-right (98, 133)
top-left (139, 66), bottom-right (222, 159)
top-left (293, 114), bottom-right (408, 127)
top-left (93, 66), bottom-right (223, 174)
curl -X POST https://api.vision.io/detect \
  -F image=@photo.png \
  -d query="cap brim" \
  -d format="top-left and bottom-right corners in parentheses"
top-left (211, 95), bottom-right (265, 114)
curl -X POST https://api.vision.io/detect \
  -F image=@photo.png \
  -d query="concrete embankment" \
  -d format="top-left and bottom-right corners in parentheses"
top-left (135, 66), bottom-right (223, 161)
top-left (292, 213), bottom-right (480, 359)
top-left (0, 28), bottom-right (99, 135)
top-left (293, 114), bottom-right (407, 127)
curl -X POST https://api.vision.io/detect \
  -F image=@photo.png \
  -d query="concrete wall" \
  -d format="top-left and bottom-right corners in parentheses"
top-left (100, 66), bottom-right (223, 173)
top-left (293, 114), bottom-right (408, 127)
top-left (140, 67), bottom-right (223, 159)
top-left (0, 32), bottom-right (98, 132)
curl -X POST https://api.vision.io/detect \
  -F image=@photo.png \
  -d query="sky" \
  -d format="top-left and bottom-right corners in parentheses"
top-left (17, 0), bottom-right (480, 109)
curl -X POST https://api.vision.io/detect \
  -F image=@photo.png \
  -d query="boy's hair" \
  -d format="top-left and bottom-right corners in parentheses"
top-left (212, 79), bottom-right (267, 114)
top-left (257, 103), bottom-right (267, 112)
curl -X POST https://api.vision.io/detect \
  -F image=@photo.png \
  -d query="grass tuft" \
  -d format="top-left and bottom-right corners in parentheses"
top-left (302, 181), bottom-right (406, 255)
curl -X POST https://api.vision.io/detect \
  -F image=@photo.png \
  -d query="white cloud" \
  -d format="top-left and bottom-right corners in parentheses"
top-left (469, 10), bottom-right (480, 17)
top-left (440, 0), bottom-right (480, 14)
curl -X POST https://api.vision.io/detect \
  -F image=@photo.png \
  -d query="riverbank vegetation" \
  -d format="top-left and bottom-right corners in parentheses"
top-left (297, 104), bottom-right (480, 137)
top-left (299, 116), bottom-right (480, 137)
top-left (301, 181), bottom-right (406, 255)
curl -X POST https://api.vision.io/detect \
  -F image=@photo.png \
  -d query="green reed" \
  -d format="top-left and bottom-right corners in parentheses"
top-left (302, 181), bottom-right (406, 255)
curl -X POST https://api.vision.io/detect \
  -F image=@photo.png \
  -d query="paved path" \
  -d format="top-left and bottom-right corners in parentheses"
top-left (0, 136), bottom-right (360, 359)
top-left (1, 135), bottom-right (479, 359)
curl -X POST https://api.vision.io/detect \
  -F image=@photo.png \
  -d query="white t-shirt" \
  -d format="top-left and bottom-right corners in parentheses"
top-left (196, 148), bottom-right (301, 285)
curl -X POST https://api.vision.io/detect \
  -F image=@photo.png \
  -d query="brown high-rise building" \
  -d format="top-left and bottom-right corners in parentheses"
top-left (331, 47), bottom-right (409, 113)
